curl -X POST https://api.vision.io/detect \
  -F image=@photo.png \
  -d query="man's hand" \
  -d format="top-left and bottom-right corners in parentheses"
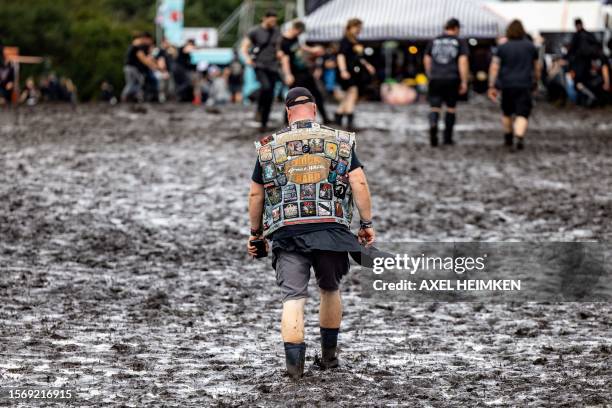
top-left (245, 56), bottom-right (254, 66)
top-left (247, 235), bottom-right (268, 258)
top-left (459, 81), bottom-right (468, 95)
top-left (340, 70), bottom-right (351, 80)
top-left (604, 82), bottom-right (611, 92)
top-left (487, 87), bottom-right (498, 103)
top-left (358, 227), bottom-right (375, 247)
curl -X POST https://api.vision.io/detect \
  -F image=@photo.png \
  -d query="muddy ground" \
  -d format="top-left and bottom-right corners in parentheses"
top-left (0, 99), bottom-right (611, 407)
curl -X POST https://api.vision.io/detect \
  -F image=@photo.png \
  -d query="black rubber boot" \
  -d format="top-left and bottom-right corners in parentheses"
top-left (516, 137), bottom-right (524, 150)
top-left (443, 112), bottom-right (455, 145)
top-left (428, 111), bottom-right (440, 147)
top-left (284, 343), bottom-right (306, 379)
top-left (346, 113), bottom-right (355, 131)
top-left (504, 132), bottom-right (513, 147)
top-left (430, 126), bottom-right (439, 147)
top-left (316, 327), bottom-right (339, 369)
top-left (334, 113), bottom-right (343, 127)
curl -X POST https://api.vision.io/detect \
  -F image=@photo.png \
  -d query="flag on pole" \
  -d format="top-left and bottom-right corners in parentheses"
top-left (157, 0), bottom-right (185, 46)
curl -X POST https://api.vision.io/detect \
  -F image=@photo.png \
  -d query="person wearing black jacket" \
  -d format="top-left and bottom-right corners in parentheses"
top-left (0, 44), bottom-right (15, 106)
top-left (488, 20), bottom-right (540, 150)
top-left (241, 10), bottom-right (281, 131)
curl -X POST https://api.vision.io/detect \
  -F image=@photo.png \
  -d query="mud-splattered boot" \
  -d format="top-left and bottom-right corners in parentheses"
top-left (516, 137), bottom-right (524, 150)
top-left (317, 327), bottom-right (339, 369)
top-left (504, 132), bottom-right (513, 147)
top-left (284, 342), bottom-right (306, 379)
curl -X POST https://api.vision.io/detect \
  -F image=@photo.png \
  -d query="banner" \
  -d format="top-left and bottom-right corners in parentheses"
top-left (182, 27), bottom-right (219, 48)
top-left (156, 0), bottom-right (185, 46)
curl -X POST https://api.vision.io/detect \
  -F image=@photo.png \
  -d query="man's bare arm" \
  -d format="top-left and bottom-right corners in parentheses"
top-left (348, 167), bottom-right (372, 222)
top-left (423, 55), bottom-right (432, 77)
top-left (248, 181), bottom-right (265, 233)
top-left (240, 37), bottom-right (253, 66)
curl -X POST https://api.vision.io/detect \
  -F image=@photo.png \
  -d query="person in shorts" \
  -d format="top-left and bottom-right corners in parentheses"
top-left (247, 87), bottom-right (376, 379)
top-left (488, 20), bottom-right (540, 150)
top-left (423, 18), bottom-right (469, 146)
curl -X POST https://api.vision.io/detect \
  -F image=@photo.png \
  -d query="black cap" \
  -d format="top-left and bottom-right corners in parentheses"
top-left (285, 87), bottom-right (315, 108)
top-left (264, 9), bottom-right (278, 18)
top-left (445, 18), bottom-right (460, 30)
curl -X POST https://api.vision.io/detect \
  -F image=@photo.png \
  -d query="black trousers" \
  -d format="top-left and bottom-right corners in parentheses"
top-left (255, 68), bottom-right (280, 127)
top-left (292, 73), bottom-right (329, 123)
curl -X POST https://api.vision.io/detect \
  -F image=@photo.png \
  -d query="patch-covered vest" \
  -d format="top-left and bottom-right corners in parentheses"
top-left (255, 120), bottom-right (356, 237)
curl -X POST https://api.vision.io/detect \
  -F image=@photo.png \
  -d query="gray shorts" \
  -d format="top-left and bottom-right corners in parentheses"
top-left (272, 249), bottom-right (350, 301)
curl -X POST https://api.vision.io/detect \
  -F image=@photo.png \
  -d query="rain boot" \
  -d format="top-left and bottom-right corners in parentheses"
top-left (284, 342), bottom-right (305, 379)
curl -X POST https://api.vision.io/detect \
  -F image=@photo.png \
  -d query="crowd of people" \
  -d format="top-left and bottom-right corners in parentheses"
top-left (0, 46), bottom-right (78, 107)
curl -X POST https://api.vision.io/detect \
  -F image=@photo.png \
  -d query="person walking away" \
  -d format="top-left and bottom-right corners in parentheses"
top-left (228, 50), bottom-right (244, 104)
top-left (121, 32), bottom-right (157, 103)
top-left (335, 19), bottom-right (376, 130)
top-left (247, 87), bottom-right (376, 379)
top-left (278, 19), bottom-right (330, 124)
top-left (241, 10), bottom-right (282, 131)
top-left (488, 20), bottom-right (540, 150)
top-left (423, 18), bottom-right (469, 146)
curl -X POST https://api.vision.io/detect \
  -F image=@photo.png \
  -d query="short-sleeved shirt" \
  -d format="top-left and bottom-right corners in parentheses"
top-left (279, 36), bottom-right (309, 75)
top-left (125, 44), bottom-right (149, 72)
top-left (247, 26), bottom-right (281, 69)
top-left (494, 38), bottom-right (538, 89)
top-left (252, 146), bottom-right (363, 241)
top-left (425, 34), bottom-right (469, 80)
top-left (339, 36), bottom-right (363, 72)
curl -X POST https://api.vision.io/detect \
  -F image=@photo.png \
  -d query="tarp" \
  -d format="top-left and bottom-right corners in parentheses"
top-left (484, 1), bottom-right (606, 34)
top-left (302, 0), bottom-right (503, 41)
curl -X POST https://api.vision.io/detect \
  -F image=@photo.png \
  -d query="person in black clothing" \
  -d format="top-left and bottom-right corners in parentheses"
top-left (121, 32), bottom-right (157, 102)
top-left (228, 50), bottom-right (244, 103)
top-left (335, 18), bottom-right (376, 130)
top-left (567, 19), bottom-right (601, 105)
top-left (241, 10), bottom-right (281, 131)
top-left (488, 20), bottom-right (540, 150)
top-left (0, 44), bottom-right (15, 106)
top-left (278, 20), bottom-right (330, 124)
top-left (423, 18), bottom-right (469, 146)
top-left (174, 39), bottom-right (202, 103)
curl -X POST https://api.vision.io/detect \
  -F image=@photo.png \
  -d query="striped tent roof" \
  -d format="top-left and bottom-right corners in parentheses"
top-left (303, 0), bottom-right (503, 41)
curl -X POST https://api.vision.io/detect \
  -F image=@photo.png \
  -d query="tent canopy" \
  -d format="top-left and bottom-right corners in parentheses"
top-left (484, 1), bottom-right (606, 34)
top-left (303, 0), bottom-right (503, 42)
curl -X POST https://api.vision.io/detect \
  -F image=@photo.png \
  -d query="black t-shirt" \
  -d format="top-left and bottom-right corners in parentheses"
top-left (125, 44), bottom-right (149, 72)
top-left (495, 38), bottom-right (538, 89)
top-left (339, 36), bottom-right (363, 73)
top-left (0, 63), bottom-right (15, 88)
top-left (176, 47), bottom-right (196, 71)
top-left (279, 36), bottom-right (309, 75)
top-left (251, 145), bottom-right (363, 240)
top-left (425, 34), bottom-right (469, 80)
top-left (248, 26), bottom-right (281, 69)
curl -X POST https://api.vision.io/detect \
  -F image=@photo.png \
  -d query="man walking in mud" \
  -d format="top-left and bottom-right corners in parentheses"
top-left (241, 10), bottom-right (281, 132)
top-left (423, 18), bottom-right (469, 146)
top-left (247, 87), bottom-right (375, 379)
top-left (278, 19), bottom-right (330, 124)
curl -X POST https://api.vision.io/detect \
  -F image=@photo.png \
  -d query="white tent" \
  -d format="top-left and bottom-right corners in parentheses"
top-left (483, 1), bottom-right (606, 34)
top-left (302, 0), bottom-right (504, 41)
